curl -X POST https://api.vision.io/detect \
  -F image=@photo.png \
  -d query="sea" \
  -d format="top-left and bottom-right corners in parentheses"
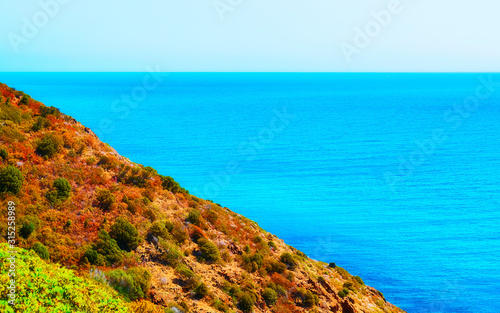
top-left (2, 72), bottom-right (499, 313)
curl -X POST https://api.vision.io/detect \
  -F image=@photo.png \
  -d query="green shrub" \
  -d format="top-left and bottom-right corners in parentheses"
top-left (148, 220), bottom-right (170, 240)
top-left (95, 189), bottom-right (116, 211)
top-left (237, 292), bottom-right (254, 313)
top-left (0, 148), bottom-right (8, 160)
top-left (46, 178), bottom-right (72, 204)
top-left (243, 245), bottom-right (251, 254)
top-left (31, 242), bottom-right (49, 260)
top-left (164, 220), bottom-right (175, 232)
top-left (158, 239), bottom-right (183, 267)
top-left (212, 298), bottom-right (229, 312)
top-left (338, 288), bottom-right (349, 298)
top-left (353, 275), bottom-right (364, 285)
top-left (107, 267), bottom-right (151, 301)
top-left (160, 175), bottom-right (187, 193)
top-left (0, 100), bottom-right (22, 123)
top-left (193, 282), bottom-right (209, 299)
top-left (197, 238), bottom-right (220, 263)
top-left (328, 262), bottom-right (336, 268)
top-left (126, 267), bottom-right (152, 299)
top-left (0, 165), bottom-right (24, 195)
top-left (318, 276), bottom-right (326, 284)
top-left (109, 217), bottom-right (141, 251)
top-left (19, 94), bottom-right (29, 106)
top-left (266, 259), bottom-right (287, 274)
top-left (175, 264), bottom-right (198, 289)
top-left (303, 290), bottom-right (319, 307)
top-left (242, 252), bottom-right (264, 273)
top-left (39, 105), bottom-right (60, 118)
top-left (19, 222), bottom-right (35, 239)
top-left (187, 209), bottom-right (201, 225)
top-left (18, 216), bottom-right (40, 239)
top-left (83, 248), bottom-right (103, 266)
top-left (92, 230), bottom-right (123, 265)
top-left (32, 116), bottom-right (52, 131)
top-left (171, 224), bottom-right (189, 245)
top-left (0, 243), bottom-right (132, 312)
top-left (294, 288), bottom-right (319, 307)
top-left (262, 288), bottom-right (278, 306)
top-left (280, 252), bottom-right (298, 270)
top-left (36, 133), bottom-right (63, 158)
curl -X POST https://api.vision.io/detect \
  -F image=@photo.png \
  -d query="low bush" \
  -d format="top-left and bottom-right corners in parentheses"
top-left (107, 267), bottom-right (151, 301)
top-left (0, 100), bottom-right (22, 123)
top-left (109, 217), bottom-right (141, 251)
top-left (39, 105), bottom-right (60, 118)
top-left (237, 292), bottom-right (255, 313)
top-left (160, 175), bottom-right (187, 194)
top-left (0, 148), bottom-right (8, 160)
top-left (148, 220), bottom-right (170, 240)
top-left (0, 165), bottom-right (24, 195)
top-left (268, 240), bottom-right (277, 250)
top-left (353, 275), bottom-right (364, 285)
top-left (338, 288), bottom-right (350, 298)
top-left (36, 133), bottom-right (63, 159)
top-left (193, 282), bottom-right (209, 299)
top-left (158, 239), bottom-right (183, 267)
top-left (19, 94), bottom-right (29, 106)
top-left (293, 288), bottom-right (319, 308)
top-left (343, 281), bottom-right (354, 290)
top-left (32, 116), bottom-right (52, 131)
top-left (91, 230), bottom-right (123, 265)
top-left (262, 287), bottom-right (278, 306)
top-left (19, 215), bottom-right (40, 239)
top-left (175, 264), bottom-right (198, 289)
top-left (212, 298), bottom-right (229, 312)
top-left (187, 209), bottom-right (201, 225)
top-left (280, 252), bottom-right (298, 270)
top-left (95, 188), bottom-right (116, 211)
top-left (31, 242), bottom-right (49, 260)
top-left (197, 238), bottom-right (220, 263)
top-left (46, 178), bottom-right (71, 204)
top-left (83, 248), bottom-right (104, 266)
top-left (170, 226), bottom-right (189, 246)
top-left (241, 252), bottom-right (264, 273)
top-left (266, 259), bottom-right (287, 274)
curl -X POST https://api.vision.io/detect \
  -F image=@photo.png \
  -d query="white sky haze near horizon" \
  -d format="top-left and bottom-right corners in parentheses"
top-left (1, 0), bottom-right (499, 72)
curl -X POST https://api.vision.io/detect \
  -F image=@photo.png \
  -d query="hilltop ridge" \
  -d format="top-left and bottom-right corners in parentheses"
top-left (0, 82), bottom-right (405, 313)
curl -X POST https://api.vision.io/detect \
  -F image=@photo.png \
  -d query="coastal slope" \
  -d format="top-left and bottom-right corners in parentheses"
top-left (0, 82), bottom-right (405, 313)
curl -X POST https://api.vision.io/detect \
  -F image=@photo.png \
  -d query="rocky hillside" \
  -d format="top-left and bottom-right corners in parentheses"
top-left (0, 82), bottom-right (405, 313)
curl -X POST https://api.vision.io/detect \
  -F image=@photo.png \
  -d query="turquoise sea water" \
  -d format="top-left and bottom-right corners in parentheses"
top-left (2, 72), bottom-right (500, 312)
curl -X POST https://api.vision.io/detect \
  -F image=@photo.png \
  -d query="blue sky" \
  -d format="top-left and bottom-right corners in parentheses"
top-left (1, 0), bottom-right (499, 72)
